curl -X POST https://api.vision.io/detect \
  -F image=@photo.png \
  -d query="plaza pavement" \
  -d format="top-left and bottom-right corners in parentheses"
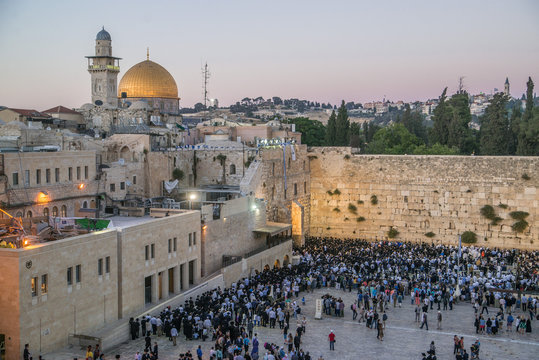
top-left (45, 288), bottom-right (539, 360)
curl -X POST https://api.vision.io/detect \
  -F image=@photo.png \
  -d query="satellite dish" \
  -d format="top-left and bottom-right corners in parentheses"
top-left (95, 100), bottom-right (103, 106)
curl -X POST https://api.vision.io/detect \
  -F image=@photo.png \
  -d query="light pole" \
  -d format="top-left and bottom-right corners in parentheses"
top-left (188, 193), bottom-right (196, 210)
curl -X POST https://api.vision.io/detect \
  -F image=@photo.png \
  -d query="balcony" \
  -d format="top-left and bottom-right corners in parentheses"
top-left (88, 64), bottom-right (120, 72)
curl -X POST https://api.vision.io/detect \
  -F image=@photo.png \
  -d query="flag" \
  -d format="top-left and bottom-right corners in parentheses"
top-left (175, 123), bottom-right (186, 130)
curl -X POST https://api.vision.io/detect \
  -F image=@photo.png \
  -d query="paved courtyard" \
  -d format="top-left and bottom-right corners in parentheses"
top-left (46, 288), bottom-right (539, 360)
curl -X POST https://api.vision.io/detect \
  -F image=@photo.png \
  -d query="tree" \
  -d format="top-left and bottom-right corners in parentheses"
top-left (479, 93), bottom-right (510, 155)
top-left (508, 104), bottom-right (521, 154)
top-left (517, 77), bottom-right (539, 155)
top-left (325, 111), bottom-right (337, 145)
top-left (366, 123), bottom-right (422, 154)
top-left (272, 97), bottom-right (283, 105)
top-left (349, 122), bottom-right (363, 148)
top-left (430, 88), bottom-right (452, 146)
top-left (335, 101), bottom-right (350, 146)
top-left (286, 117), bottom-right (326, 146)
top-left (447, 92), bottom-right (473, 153)
top-left (401, 104), bottom-right (428, 143)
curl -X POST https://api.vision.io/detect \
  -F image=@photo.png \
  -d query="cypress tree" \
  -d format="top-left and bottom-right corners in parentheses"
top-left (479, 93), bottom-right (510, 155)
top-left (430, 88), bottom-right (452, 146)
top-left (325, 110), bottom-right (337, 145)
top-left (517, 77), bottom-right (538, 155)
top-left (335, 100), bottom-right (350, 146)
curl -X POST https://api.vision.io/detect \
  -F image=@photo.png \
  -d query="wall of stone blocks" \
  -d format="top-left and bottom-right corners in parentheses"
top-left (309, 148), bottom-right (538, 250)
top-left (0, 250), bottom-right (21, 360)
top-left (201, 197), bottom-right (267, 276)
top-left (221, 240), bottom-right (293, 287)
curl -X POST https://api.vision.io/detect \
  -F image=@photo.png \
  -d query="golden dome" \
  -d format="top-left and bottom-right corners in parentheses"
top-left (118, 59), bottom-right (179, 99)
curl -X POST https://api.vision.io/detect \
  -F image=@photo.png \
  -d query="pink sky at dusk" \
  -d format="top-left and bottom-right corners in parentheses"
top-left (1, 0), bottom-right (538, 110)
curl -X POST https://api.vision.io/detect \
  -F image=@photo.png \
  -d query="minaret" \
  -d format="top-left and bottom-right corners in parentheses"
top-left (86, 27), bottom-right (121, 106)
top-left (504, 77), bottom-right (510, 97)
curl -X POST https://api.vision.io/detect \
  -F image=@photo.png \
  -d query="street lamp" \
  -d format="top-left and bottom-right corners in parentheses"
top-left (188, 193), bottom-right (197, 209)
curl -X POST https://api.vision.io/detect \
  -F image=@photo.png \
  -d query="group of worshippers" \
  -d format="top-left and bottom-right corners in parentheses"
top-left (123, 236), bottom-right (537, 359)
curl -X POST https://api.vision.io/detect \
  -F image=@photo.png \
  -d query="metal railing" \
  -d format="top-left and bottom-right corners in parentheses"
top-left (222, 237), bottom-right (291, 268)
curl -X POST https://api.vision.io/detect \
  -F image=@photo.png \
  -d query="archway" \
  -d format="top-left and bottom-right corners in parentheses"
top-left (120, 145), bottom-right (130, 161)
top-left (43, 208), bottom-right (49, 217)
top-left (90, 200), bottom-right (96, 209)
top-left (83, 201), bottom-right (88, 209)
top-left (283, 255), bottom-right (290, 266)
top-left (230, 164), bottom-right (236, 175)
top-left (273, 259), bottom-right (280, 269)
top-left (61, 205), bottom-right (67, 217)
top-left (27, 211), bottom-right (32, 218)
top-left (52, 206), bottom-right (58, 217)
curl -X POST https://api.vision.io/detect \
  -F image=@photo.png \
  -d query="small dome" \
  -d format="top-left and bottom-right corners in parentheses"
top-left (96, 27), bottom-right (111, 41)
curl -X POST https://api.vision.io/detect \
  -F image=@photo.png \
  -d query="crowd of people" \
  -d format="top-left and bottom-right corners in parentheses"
top-left (76, 236), bottom-right (538, 360)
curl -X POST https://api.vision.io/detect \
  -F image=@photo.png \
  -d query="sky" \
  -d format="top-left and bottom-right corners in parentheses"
top-left (1, 0), bottom-right (538, 109)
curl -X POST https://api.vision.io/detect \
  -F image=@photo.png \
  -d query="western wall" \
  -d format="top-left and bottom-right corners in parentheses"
top-left (308, 147), bottom-right (538, 249)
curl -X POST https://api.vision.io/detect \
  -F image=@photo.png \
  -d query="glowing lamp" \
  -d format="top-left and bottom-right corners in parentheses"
top-left (78, 183), bottom-right (86, 190)
top-left (37, 191), bottom-right (50, 204)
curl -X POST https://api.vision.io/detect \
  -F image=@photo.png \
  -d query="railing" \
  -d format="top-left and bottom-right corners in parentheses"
top-left (88, 65), bottom-right (120, 71)
top-left (222, 237), bottom-right (292, 267)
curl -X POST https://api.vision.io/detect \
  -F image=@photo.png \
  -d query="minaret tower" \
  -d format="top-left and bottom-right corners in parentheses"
top-left (504, 77), bottom-right (510, 97)
top-left (85, 27), bottom-right (121, 106)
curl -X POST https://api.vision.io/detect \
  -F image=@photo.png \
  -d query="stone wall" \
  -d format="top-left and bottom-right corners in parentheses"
top-left (309, 147), bottom-right (538, 249)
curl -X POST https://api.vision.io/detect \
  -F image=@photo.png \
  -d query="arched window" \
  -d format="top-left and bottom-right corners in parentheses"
top-left (83, 201), bottom-right (88, 209)
top-left (16, 212), bottom-right (22, 218)
top-left (52, 206), bottom-right (58, 217)
top-left (27, 211), bottom-right (32, 218)
top-left (43, 208), bottom-right (49, 217)
top-left (61, 205), bottom-right (67, 217)
top-left (230, 164), bottom-right (236, 175)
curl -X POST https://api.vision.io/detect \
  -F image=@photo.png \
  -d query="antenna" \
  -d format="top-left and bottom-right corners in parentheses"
top-left (202, 62), bottom-right (211, 121)
top-left (458, 76), bottom-right (465, 94)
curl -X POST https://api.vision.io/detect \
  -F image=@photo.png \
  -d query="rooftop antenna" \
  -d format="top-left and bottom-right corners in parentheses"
top-left (147, 47), bottom-right (149, 60)
top-left (202, 62), bottom-right (211, 121)
top-left (458, 76), bottom-right (465, 94)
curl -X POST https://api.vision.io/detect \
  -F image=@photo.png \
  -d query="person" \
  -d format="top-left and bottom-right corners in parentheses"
top-left (23, 344), bottom-right (30, 360)
top-left (85, 345), bottom-right (94, 360)
top-left (437, 311), bottom-right (442, 330)
top-left (152, 342), bottom-right (158, 359)
top-left (196, 345), bottom-right (203, 360)
top-left (328, 330), bottom-right (335, 351)
top-left (453, 335), bottom-right (459, 355)
top-left (171, 325), bottom-right (178, 346)
top-left (420, 311), bottom-right (428, 330)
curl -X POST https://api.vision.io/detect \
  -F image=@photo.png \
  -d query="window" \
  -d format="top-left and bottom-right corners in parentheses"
top-left (294, 183), bottom-right (298, 196)
top-left (24, 170), bottom-right (30, 186)
top-left (83, 201), bottom-right (88, 208)
top-left (272, 163), bottom-right (275, 176)
top-left (150, 243), bottom-right (155, 259)
top-left (304, 181), bottom-right (307, 194)
top-left (110, 183), bottom-right (115, 192)
top-left (230, 164), bottom-right (236, 175)
top-left (27, 211), bottom-right (32, 218)
top-left (61, 205), bottom-right (67, 217)
top-left (284, 188), bottom-right (287, 200)
top-left (31, 277), bottom-right (38, 297)
top-left (84, 166), bottom-right (88, 179)
top-left (120, 182), bottom-right (125, 190)
top-left (43, 208), bottom-right (49, 217)
top-left (68, 167), bottom-right (73, 181)
top-left (193, 232), bottom-right (196, 245)
top-left (105, 256), bottom-right (110, 273)
top-left (76, 166), bottom-right (81, 180)
top-left (133, 175), bottom-right (137, 184)
top-left (12, 172), bottom-right (18, 186)
top-left (67, 267), bottom-right (73, 286)
top-left (36, 169), bottom-right (41, 184)
top-left (189, 233), bottom-right (192, 246)
top-left (41, 274), bottom-right (48, 294)
top-left (55, 168), bottom-right (60, 182)
top-left (145, 245), bottom-right (149, 260)
top-left (272, 186), bottom-right (275, 200)
top-left (45, 169), bottom-right (50, 183)
top-left (168, 239), bottom-right (172, 253)
top-left (173, 237), bottom-right (177, 252)
top-left (52, 206), bottom-right (58, 217)
top-left (75, 264), bottom-right (81, 283)
top-left (98, 258), bottom-right (103, 276)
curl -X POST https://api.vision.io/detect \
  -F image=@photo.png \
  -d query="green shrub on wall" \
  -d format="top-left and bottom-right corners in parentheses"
top-left (491, 217), bottom-right (503, 226)
top-left (461, 231), bottom-right (477, 244)
top-left (510, 211), bottom-right (529, 221)
top-left (356, 216), bottom-right (366, 222)
top-left (425, 232), bottom-right (435, 238)
top-left (480, 205), bottom-right (496, 220)
top-left (333, 189), bottom-right (341, 195)
top-left (387, 227), bottom-right (399, 239)
top-left (498, 203), bottom-right (508, 209)
top-left (327, 190), bottom-right (333, 195)
top-left (332, 207), bottom-right (341, 213)
top-left (348, 203), bottom-right (357, 214)
top-left (512, 220), bottom-right (529, 233)
top-left (522, 173), bottom-right (530, 180)
top-left (357, 200), bottom-right (364, 205)
top-left (370, 195), bottom-right (378, 205)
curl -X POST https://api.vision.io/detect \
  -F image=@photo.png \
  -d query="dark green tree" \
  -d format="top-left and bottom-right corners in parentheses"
top-left (325, 111), bottom-right (337, 145)
top-left (479, 93), bottom-right (510, 155)
top-left (517, 77), bottom-right (539, 155)
top-left (401, 104), bottom-right (428, 143)
top-left (286, 117), bottom-right (326, 146)
top-left (447, 92), bottom-right (473, 153)
top-left (430, 88), bottom-right (452, 146)
top-left (335, 101), bottom-right (350, 146)
top-left (349, 122), bottom-right (364, 148)
top-left (508, 104), bottom-right (521, 155)
top-left (366, 123), bottom-right (422, 154)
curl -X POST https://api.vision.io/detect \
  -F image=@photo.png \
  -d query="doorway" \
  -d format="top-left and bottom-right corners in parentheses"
top-left (188, 260), bottom-right (195, 285)
top-left (158, 272), bottom-right (163, 300)
top-left (180, 264), bottom-right (185, 291)
top-left (144, 276), bottom-right (152, 304)
top-left (168, 268), bottom-right (175, 294)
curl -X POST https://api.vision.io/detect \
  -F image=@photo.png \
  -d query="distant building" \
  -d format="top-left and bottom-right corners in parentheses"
top-left (504, 77), bottom-right (510, 97)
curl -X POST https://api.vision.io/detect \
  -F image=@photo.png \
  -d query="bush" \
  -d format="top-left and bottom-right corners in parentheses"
top-left (370, 195), bottom-right (378, 205)
top-left (326, 190), bottom-right (333, 195)
top-left (348, 203), bottom-right (357, 214)
top-left (480, 205), bottom-right (496, 220)
top-left (497, 203), bottom-right (508, 209)
top-left (522, 173), bottom-right (530, 180)
top-left (172, 168), bottom-right (185, 181)
top-left (357, 200), bottom-right (364, 205)
top-left (509, 211), bottom-right (529, 220)
top-left (461, 231), bottom-right (477, 244)
top-left (491, 216), bottom-right (503, 226)
top-left (344, 154), bottom-right (351, 160)
top-left (425, 232), bottom-right (435, 238)
top-left (333, 189), bottom-right (341, 195)
top-left (332, 207), bottom-right (341, 213)
top-left (356, 216), bottom-right (366, 222)
top-left (344, 217), bottom-right (349, 221)
top-left (512, 220), bottom-right (529, 233)
top-left (387, 227), bottom-right (399, 239)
